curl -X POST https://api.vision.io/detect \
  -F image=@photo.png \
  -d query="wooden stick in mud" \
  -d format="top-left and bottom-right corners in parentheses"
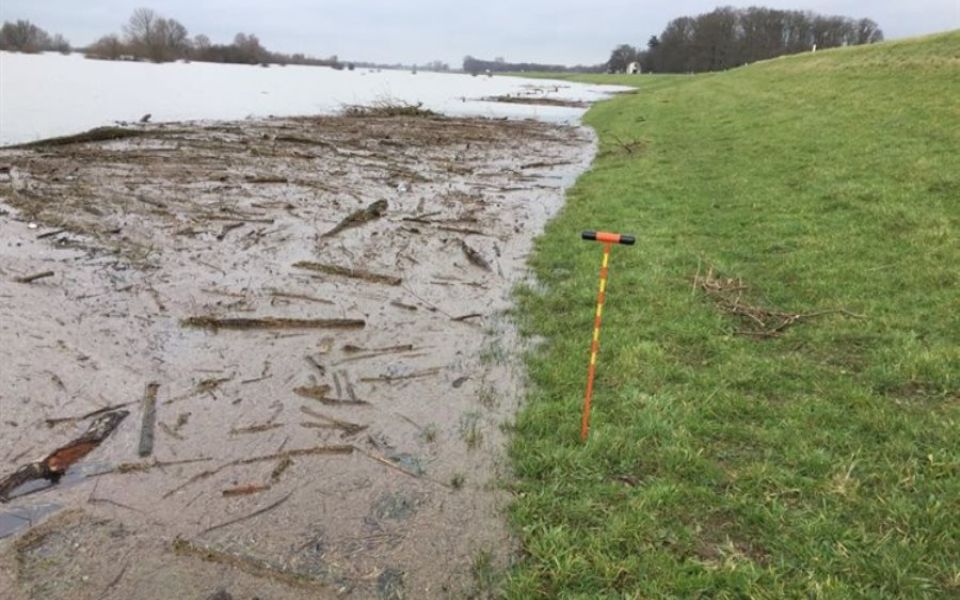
top-left (0, 411), bottom-right (129, 502)
top-left (45, 401), bottom-right (137, 427)
top-left (221, 483), bottom-right (271, 498)
top-left (202, 491), bottom-right (292, 534)
top-left (293, 261), bottom-right (402, 286)
top-left (172, 537), bottom-right (329, 591)
top-left (138, 383), bottom-right (160, 457)
top-left (293, 385), bottom-right (332, 401)
top-left (299, 406), bottom-right (367, 437)
top-left (182, 316), bottom-right (365, 331)
top-left (14, 270), bottom-right (55, 284)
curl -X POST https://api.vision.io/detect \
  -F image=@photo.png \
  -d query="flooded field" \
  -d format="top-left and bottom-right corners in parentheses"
top-left (0, 110), bottom-right (595, 598)
top-left (0, 51), bottom-right (626, 146)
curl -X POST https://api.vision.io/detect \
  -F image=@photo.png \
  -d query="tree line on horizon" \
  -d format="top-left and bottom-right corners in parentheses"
top-left (0, 20), bottom-right (71, 54)
top-left (84, 8), bottom-right (343, 67)
top-left (3, 5), bottom-right (887, 76)
top-left (608, 6), bottom-right (884, 73)
top-left (1, 9), bottom-right (457, 73)
top-left (462, 55), bottom-right (605, 75)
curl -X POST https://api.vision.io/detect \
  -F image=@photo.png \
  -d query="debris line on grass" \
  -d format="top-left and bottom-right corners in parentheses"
top-left (694, 266), bottom-right (865, 338)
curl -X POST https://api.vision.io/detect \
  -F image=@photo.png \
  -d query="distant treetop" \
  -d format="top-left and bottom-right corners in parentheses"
top-left (608, 7), bottom-right (884, 74)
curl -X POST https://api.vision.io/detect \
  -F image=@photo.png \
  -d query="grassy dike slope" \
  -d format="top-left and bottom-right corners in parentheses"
top-left (506, 32), bottom-right (960, 598)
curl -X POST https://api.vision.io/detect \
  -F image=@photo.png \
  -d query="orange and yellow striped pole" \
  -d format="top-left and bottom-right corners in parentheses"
top-left (580, 230), bottom-right (635, 441)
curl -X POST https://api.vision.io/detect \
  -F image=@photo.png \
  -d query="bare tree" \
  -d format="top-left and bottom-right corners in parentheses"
top-left (50, 33), bottom-right (71, 54)
top-left (0, 20), bottom-right (53, 53)
top-left (606, 44), bottom-right (638, 73)
top-left (193, 34), bottom-right (211, 51)
top-left (86, 34), bottom-right (126, 60)
top-left (122, 8), bottom-right (189, 62)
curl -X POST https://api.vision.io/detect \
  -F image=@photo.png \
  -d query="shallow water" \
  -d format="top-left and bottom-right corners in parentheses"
top-left (0, 51), bottom-right (627, 145)
top-left (0, 114), bottom-right (596, 598)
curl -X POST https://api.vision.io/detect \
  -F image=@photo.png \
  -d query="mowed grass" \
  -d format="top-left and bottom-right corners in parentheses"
top-left (506, 32), bottom-right (960, 598)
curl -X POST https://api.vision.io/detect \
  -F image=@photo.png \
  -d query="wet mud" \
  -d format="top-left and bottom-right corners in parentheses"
top-left (0, 113), bottom-right (594, 598)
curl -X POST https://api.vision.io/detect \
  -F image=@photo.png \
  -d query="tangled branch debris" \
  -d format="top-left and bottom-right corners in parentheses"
top-left (343, 100), bottom-right (438, 119)
top-left (694, 266), bottom-right (864, 338)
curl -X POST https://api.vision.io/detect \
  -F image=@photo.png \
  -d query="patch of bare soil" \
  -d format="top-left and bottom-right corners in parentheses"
top-left (0, 113), bottom-right (594, 599)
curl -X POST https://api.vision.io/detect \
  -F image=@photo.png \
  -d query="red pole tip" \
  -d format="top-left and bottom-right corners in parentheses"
top-left (581, 231), bottom-right (636, 245)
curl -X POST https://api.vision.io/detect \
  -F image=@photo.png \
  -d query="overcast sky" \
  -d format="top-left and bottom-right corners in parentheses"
top-left (2, 1), bottom-right (958, 65)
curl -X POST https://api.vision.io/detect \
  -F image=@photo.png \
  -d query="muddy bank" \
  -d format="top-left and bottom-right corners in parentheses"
top-left (0, 113), bottom-right (594, 598)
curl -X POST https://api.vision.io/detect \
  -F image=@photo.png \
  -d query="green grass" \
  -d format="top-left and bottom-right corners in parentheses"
top-left (506, 31), bottom-right (960, 598)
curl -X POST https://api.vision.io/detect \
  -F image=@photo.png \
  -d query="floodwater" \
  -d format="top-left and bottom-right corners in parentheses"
top-left (0, 51), bottom-right (628, 146)
top-left (0, 112), bottom-right (597, 598)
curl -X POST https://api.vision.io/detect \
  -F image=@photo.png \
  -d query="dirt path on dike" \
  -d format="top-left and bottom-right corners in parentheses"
top-left (0, 113), bottom-right (594, 599)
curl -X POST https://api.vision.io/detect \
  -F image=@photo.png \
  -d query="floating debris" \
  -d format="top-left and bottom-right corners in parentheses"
top-left (182, 316), bottom-right (365, 331)
top-left (172, 537), bottom-right (329, 591)
top-left (293, 385), bottom-right (332, 401)
top-left (44, 401), bottom-right (136, 427)
top-left (138, 383), bottom-right (160, 458)
top-left (222, 484), bottom-right (271, 498)
top-left (270, 456), bottom-right (294, 483)
top-left (0, 411), bottom-right (128, 502)
top-left (321, 199), bottom-right (387, 238)
top-left (459, 240), bottom-right (492, 271)
top-left (300, 406), bottom-right (367, 437)
top-left (14, 271), bottom-right (55, 284)
top-left (230, 423), bottom-right (285, 435)
top-left (360, 367), bottom-right (442, 383)
top-left (293, 261), bottom-right (402, 286)
top-left (163, 445), bottom-right (354, 498)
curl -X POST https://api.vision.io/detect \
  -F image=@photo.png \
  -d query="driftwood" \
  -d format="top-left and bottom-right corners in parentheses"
top-left (321, 199), bottom-right (387, 238)
top-left (222, 483), bottom-right (271, 498)
top-left (172, 538), bottom-right (329, 591)
top-left (293, 385), bottom-right (331, 401)
top-left (459, 240), bottom-right (491, 271)
top-left (138, 383), bottom-right (159, 457)
top-left (300, 406), bottom-right (367, 437)
top-left (342, 343), bottom-right (414, 354)
top-left (45, 401), bottom-right (136, 427)
top-left (0, 411), bottom-right (128, 502)
top-left (203, 491), bottom-right (292, 534)
top-left (270, 456), bottom-right (294, 483)
top-left (163, 444), bottom-right (353, 498)
top-left (15, 271), bottom-right (54, 284)
top-left (230, 423), bottom-right (284, 435)
top-left (269, 290), bottom-right (334, 305)
top-left (360, 367), bottom-right (441, 383)
top-left (293, 261), bottom-right (402, 286)
top-left (183, 316), bottom-right (365, 331)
